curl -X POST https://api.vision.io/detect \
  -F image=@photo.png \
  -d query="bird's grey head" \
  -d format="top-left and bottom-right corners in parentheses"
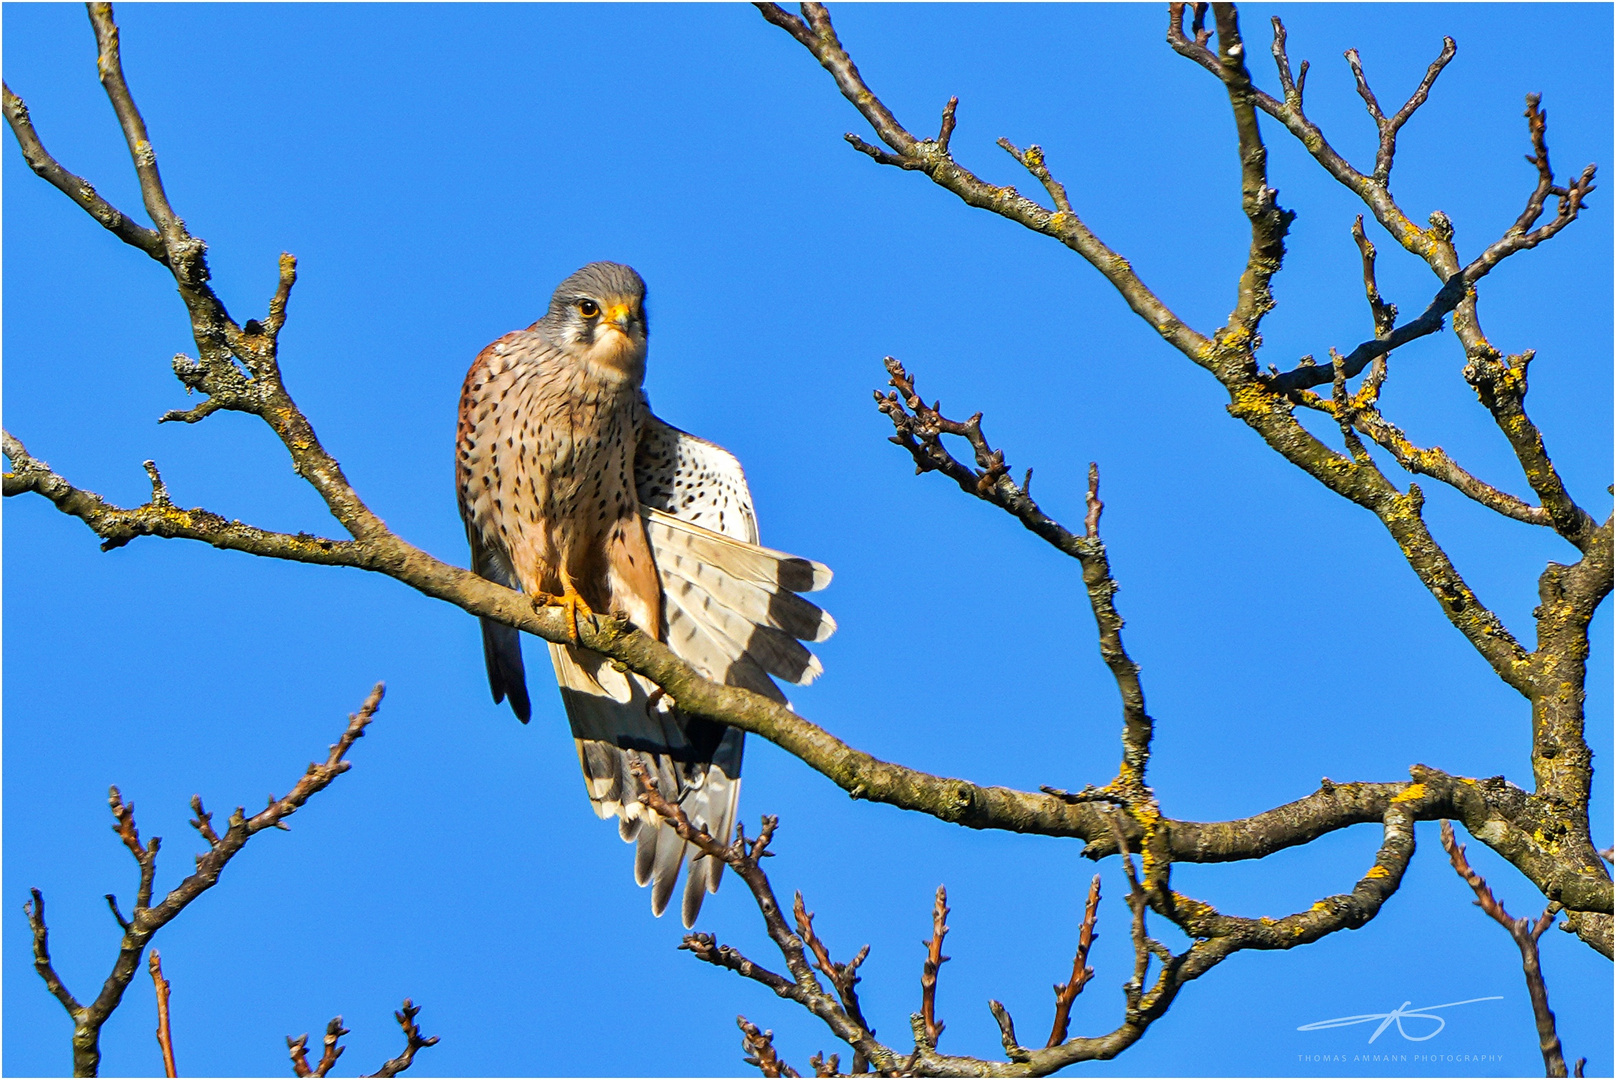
top-left (541, 262), bottom-right (648, 383)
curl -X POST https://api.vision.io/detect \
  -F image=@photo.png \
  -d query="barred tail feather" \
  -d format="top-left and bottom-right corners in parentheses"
top-left (548, 642), bottom-right (741, 927)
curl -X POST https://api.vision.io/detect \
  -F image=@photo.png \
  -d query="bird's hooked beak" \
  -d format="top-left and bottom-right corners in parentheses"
top-left (581, 297), bottom-right (647, 381)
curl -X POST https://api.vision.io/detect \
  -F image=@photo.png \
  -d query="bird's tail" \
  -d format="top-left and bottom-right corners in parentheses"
top-left (551, 511), bottom-right (833, 926)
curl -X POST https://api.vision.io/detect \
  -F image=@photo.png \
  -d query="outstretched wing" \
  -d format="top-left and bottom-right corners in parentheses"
top-left (554, 413), bottom-right (834, 926)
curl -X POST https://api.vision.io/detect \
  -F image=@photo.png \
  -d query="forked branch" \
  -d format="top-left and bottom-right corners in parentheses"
top-left (1441, 822), bottom-right (1576, 1078)
top-left (875, 359), bottom-right (1153, 790)
top-left (24, 686), bottom-right (386, 1077)
top-left (754, 2), bottom-right (1212, 364)
top-left (287, 1000), bottom-right (437, 1079)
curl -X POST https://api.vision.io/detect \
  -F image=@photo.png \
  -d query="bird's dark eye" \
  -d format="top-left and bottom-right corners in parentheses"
top-left (577, 299), bottom-right (599, 318)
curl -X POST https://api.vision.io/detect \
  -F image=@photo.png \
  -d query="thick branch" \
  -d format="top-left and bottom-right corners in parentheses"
top-left (1162, 804), bottom-right (1415, 950)
top-left (2, 428), bottom-right (1123, 844)
top-left (1207, 3), bottom-right (1295, 342)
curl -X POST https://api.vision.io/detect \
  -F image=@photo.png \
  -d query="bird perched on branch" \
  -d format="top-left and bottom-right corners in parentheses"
top-left (456, 262), bottom-right (834, 926)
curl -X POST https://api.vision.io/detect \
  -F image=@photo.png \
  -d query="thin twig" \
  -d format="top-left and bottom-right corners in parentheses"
top-left (636, 763), bottom-right (896, 1071)
top-left (920, 886), bottom-right (950, 1048)
top-left (1047, 876), bottom-right (1102, 1047)
top-left (287, 1018), bottom-right (349, 1079)
top-left (875, 359), bottom-right (1154, 789)
top-left (105, 894), bottom-right (132, 933)
top-left (313, 1018), bottom-right (348, 1078)
top-left (739, 1017), bottom-right (800, 1078)
top-left (23, 889), bottom-right (82, 1015)
top-left (793, 893), bottom-right (873, 1038)
top-left (1441, 822), bottom-right (1572, 1077)
top-left (366, 1000), bottom-right (440, 1077)
top-left (808, 1049), bottom-right (840, 1077)
top-left (0, 79), bottom-right (165, 259)
top-left (755, 2), bottom-right (1212, 363)
top-left (149, 951), bottom-right (177, 1078)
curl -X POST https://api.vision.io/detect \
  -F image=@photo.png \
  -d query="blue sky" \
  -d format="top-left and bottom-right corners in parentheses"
top-left (4, 4), bottom-right (1610, 1077)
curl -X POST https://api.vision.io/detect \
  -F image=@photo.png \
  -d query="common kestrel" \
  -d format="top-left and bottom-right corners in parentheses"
top-left (456, 262), bottom-right (834, 925)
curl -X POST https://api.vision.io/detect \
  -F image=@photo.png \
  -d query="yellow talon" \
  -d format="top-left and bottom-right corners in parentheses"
top-left (549, 570), bottom-right (594, 645)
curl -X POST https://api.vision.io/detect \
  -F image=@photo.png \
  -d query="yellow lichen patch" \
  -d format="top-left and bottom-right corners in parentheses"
top-left (1171, 892), bottom-right (1219, 919)
top-left (1226, 381), bottom-right (1272, 419)
top-left (1391, 783), bottom-right (1427, 804)
top-left (1364, 865), bottom-right (1390, 880)
top-left (1310, 900), bottom-right (1330, 912)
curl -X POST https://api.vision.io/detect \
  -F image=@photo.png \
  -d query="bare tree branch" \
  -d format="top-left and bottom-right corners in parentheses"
top-left (875, 360), bottom-right (1153, 790)
top-left (636, 763), bottom-right (895, 1071)
top-left (793, 892), bottom-right (874, 1063)
top-left (753, 2), bottom-right (1214, 365)
top-left (24, 685), bottom-right (385, 1077)
top-left (23, 890), bottom-right (82, 1017)
top-left (649, 785), bottom-right (1419, 1076)
top-left (148, 952), bottom-right (176, 1078)
top-left (739, 1017), bottom-right (801, 1078)
top-left (765, 4), bottom-right (1558, 737)
top-left (13, 11), bottom-right (1602, 958)
top-left (1, 79), bottom-right (165, 259)
top-left (288, 1017), bottom-right (348, 1079)
top-left (1441, 822), bottom-right (1574, 1077)
top-left (7, 8), bottom-right (1610, 1073)
top-left (366, 1000), bottom-right (440, 1078)
top-left (920, 886), bottom-right (950, 1050)
top-left (1046, 876), bottom-right (1101, 1048)
top-left (9, 8), bottom-right (1607, 948)
top-left (1188, 12), bottom-right (1602, 556)
top-left (1342, 36), bottom-right (1456, 187)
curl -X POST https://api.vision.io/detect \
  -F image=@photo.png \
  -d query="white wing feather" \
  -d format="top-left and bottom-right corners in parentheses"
top-left (550, 412), bottom-right (833, 926)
